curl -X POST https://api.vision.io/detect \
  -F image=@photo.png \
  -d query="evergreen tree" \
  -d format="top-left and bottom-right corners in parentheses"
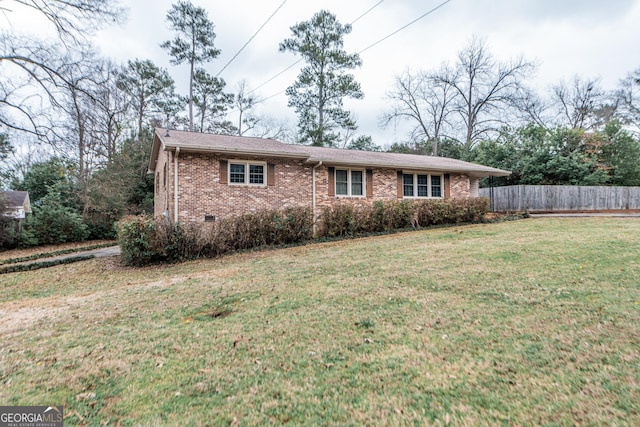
top-left (116, 59), bottom-right (177, 138)
top-left (192, 69), bottom-right (234, 133)
top-left (279, 10), bottom-right (363, 146)
top-left (161, 1), bottom-right (220, 132)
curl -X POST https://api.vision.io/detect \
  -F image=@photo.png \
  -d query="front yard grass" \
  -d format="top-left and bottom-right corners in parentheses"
top-left (1, 218), bottom-right (639, 425)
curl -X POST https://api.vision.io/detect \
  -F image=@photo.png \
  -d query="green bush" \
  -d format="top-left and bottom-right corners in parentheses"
top-left (116, 207), bottom-right (313, 266)
top-left (116, 201), bottom-right (488, 267)
top-left (25, 191), bottom-right (89, 246)
top-left (84, 210), bottom-right (118, 240)
top-left (0, 219), bottom-right (20, 250)
top-left (320, 204), bottom-right (358, 237)
top-left (371, 200), bottom-right (413, 231)
top-left (115, 215), bottom-right (158, 266)
top-left (320, 198), bottom-right (489, 238)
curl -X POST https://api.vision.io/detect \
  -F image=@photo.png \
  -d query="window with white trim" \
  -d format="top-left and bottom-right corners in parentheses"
top-left (335, 169), bottom-right (364, 196)
top-left (229, 161), bottom-right (266, 185)
top-left (403, 173), bottom-right (443, 198)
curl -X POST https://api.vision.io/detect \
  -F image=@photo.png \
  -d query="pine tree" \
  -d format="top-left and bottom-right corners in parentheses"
top-left (280, 10), bottom-right (363, 146)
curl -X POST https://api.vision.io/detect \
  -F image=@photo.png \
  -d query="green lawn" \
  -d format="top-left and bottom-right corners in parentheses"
top-left (1, 218), bottom-right (639, 425)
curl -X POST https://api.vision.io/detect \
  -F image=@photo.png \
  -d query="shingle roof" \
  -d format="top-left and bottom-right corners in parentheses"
top-left (1, 191), bottom-right (28, 206)
top-left (150, 128), bottom-right (511, 177)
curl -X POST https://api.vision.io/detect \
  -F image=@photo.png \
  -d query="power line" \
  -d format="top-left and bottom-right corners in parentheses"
top-left (358, 0), bottom-right (452, 54)
top-left (350, 0), bottom-right (385, 25)
top-left (216, 0), bottom-right (288, 77)
top-left (250, 0), bottom-right (386, 95)
top-left (252, 59), bottom-right (302, 93)
top-left (255, 0), bottom-right (452, 105)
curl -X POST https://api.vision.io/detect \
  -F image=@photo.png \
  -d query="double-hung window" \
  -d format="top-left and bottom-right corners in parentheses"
top-left (335, 169), bottom-right (364, 197)
top-left (402, 173), bottom-right (443, 198)
top-left (229, 161), bottom-right (266, 185)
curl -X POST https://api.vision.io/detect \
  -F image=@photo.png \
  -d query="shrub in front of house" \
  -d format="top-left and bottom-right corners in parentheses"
top-left (320, 198), bottom-right (489, 237)
top-left (116, 207), bottom-right (314, 266)
top-left (371, 200), bottom-right (414, 231)
top-left (116, 215), bottom-right (159, 265)
top-left (117, 200), bottom-right (488, 266)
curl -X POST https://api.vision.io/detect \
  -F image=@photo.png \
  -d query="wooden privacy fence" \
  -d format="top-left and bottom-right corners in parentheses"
top-left (479, 185), bottom-right (640, 212)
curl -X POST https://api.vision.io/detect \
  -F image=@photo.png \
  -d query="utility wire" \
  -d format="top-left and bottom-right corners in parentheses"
top-left (358, 0), bottom-right (452, 54)
top-left (350, 0), bottom-right (385, 25)
top-left (252, 59), bottom-right (302, 92)
top-left (216, 0), bottom-right (288, 77)
top-left (255, 0), bottom-right (452, 105)
top-left (250, 0), bottom-right (385, 94)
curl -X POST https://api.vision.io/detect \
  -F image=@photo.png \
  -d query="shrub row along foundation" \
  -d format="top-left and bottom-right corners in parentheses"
top-left (117, 198), bottom-right (489, 266)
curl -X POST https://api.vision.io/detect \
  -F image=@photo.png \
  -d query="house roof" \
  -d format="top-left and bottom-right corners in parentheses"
top-left (1, 191), bottom-right (31, 212)
top-left (150, 128), bottom-right (511, 178)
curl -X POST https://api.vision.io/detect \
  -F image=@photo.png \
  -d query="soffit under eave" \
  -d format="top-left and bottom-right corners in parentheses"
top-left (307, 159), bottom-right (511, 177)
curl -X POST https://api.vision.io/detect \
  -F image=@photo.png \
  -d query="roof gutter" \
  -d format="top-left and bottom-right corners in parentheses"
top-left (163, 143), bottom-right (309, 160)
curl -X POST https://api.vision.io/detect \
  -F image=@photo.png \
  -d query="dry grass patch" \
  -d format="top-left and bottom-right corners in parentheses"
top-left (1, 218), bottom-right (639, 425)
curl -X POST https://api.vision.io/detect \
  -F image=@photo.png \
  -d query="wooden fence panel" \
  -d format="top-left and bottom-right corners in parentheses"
top-left (479, 185), bottom-right (640, 212)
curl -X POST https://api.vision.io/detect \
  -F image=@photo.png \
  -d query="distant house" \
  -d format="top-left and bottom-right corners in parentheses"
top-left (148, 129), bottom-right (510, 225)
top-left (1, 191), bottom-right (32, 235)
top-left (1, 191), bottom-right (32, 220)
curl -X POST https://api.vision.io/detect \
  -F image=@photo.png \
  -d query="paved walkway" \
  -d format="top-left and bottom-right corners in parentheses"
top-left (79, 245), bottom-right (121, 258)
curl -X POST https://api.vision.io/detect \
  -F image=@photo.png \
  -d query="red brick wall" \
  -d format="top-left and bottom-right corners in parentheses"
top-left (154, 148), bottom-right (473, 222)
top-left (173, 152), bottom-right (313, 222)
top-left (450, 174), bottom-right (471, 198)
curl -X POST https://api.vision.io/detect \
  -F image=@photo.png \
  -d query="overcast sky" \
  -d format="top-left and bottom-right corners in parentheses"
top-left (9, 0), bottom-right (640, 145)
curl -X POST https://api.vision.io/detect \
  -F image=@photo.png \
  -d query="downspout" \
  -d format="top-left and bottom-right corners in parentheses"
top-left (164, 153), bottom-right (170, 218)
top-left (174, 147), bottom-right (180, 222)
top-left (312, 161), bottom-right (323, 237)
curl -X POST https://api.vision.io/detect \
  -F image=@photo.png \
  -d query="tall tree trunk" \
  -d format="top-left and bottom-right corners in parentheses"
top-left (137, 92), bottom-right (144, 140)
top-left (317, 70), bottom-right (325, 146)
top-left (189, 59), bottom-right (194, 132)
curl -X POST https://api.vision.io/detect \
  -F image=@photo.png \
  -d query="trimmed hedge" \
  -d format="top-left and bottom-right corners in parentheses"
top-left (116, 207), bottom-right (313, 266)
top-left (117, 199), bottom-right (489, 266)
top-left (0, 242), bottom-right (116, 266)
top-left (0, 255), bottom-right (95, 274)
top-left (320, 198), bottom-right (489, 237)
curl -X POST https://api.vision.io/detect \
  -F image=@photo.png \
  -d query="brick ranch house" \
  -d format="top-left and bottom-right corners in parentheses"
top-left (149, 128), bottom-right (510, 227)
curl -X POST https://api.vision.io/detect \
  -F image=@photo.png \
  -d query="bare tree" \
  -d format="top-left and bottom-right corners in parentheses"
top-left (382, 67), bottom-right (457, 155)
top-left (616, 69), bottom-right (640, 134)
top-left (383, 37), bottom-right (535, 157)
top-left (438, 37), bottom-right (536, 155)
top-left (0, 1), bottom-right (125, 138)
top-left (2, 0), bottom-right (125, 44)
top-left (89, 60), bottom-right (130, 163)
top-left (246, 115), bottom-right (292, 141)
top-left (54, 52), bottom-right (109, 189)
top-left (234, 80), bottom-right (257, 136)
top-left (551, 76), bottom-right (606, 130)
top-left (0, 37), bottom-right (71, 139)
